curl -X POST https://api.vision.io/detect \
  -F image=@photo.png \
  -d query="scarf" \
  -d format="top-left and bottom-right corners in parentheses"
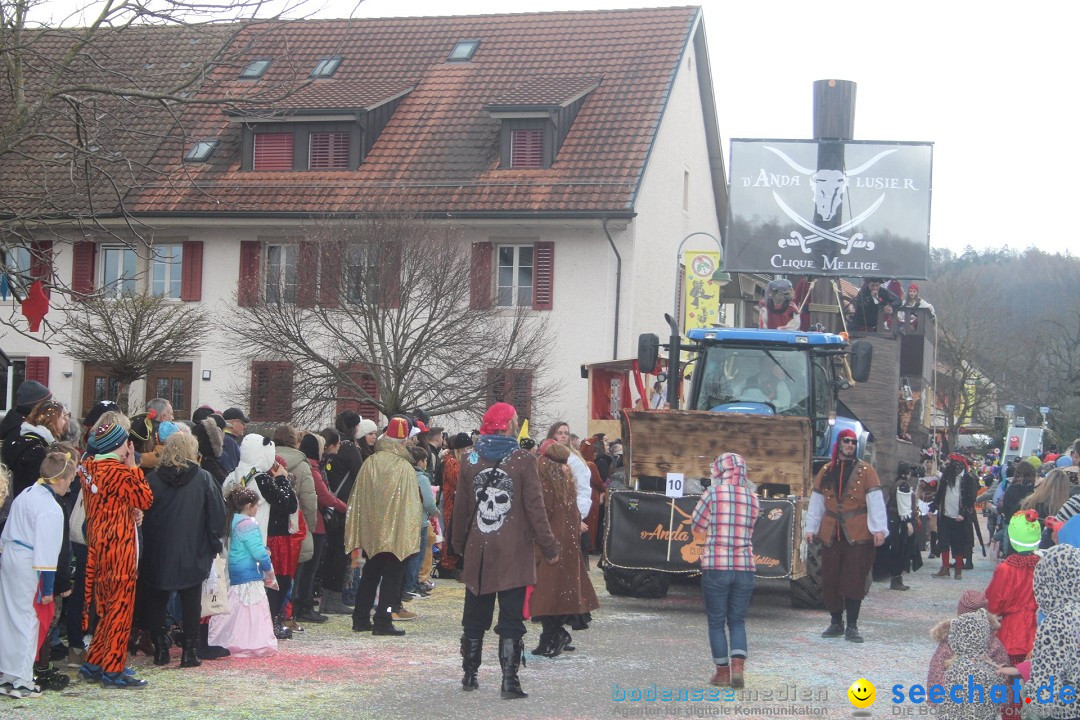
top-left (475, 434), bottom-right (520, 461)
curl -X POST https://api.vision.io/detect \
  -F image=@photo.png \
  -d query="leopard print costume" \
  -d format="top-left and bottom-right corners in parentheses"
top-left (1029, 544), bottom-right (1080, 720)
top-left (940, 609), bottom-right (1001, 720)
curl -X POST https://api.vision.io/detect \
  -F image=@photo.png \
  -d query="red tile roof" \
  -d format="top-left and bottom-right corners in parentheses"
top-left (130, 7), bottom-right (703, 217)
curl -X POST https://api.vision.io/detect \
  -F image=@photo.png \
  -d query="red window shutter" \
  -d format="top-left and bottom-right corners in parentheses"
top-left (508, 370), bottom-right (534, 419)
top-left (319, 242), bottom-right (341, 308)
top-left (485, 368), bottom-right (533, 419)
top-left (470, 242), bottom-right (492, 309)
top-left (253, 132), bottom-right (294, 171)
top-left (238, 241), bottom-right (261, 306)
top-left (337, 362), bottom-right (380, 422)
top-left (510, 129), bottom-right (544, 169)
top-left (25, 356), bottom-right (50, 386)
top-left (180, 241), bottom-right (203, 301)
top-left (309, 132), bottom-right (350, 169)
top-left (71, 242), bottom-right (96, 298)
top-left (296, 241), bottom-right (317, 308)
top-left (532, 241), bottom-right (554, 311)
top-left (250, 360), bottom-right (293, 422)
top-left (380, 242), bottom-right (401, 309)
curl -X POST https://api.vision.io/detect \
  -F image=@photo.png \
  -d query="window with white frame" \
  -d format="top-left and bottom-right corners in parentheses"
top-left (345, 244), bottom-right (379, 304)
top-left (100, 246), bottom-right (138, 298)
top-left (265, 244), bottom-right (298, 304)
top-left (151, 244), bottom-right (183, 299)
top-left (0, 359), bottom-right (26, 412)
top-left (496, 245), bottom-right (533, 307)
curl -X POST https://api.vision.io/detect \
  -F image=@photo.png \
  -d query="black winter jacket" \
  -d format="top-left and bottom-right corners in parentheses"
top-left (142, 463), bottom-right (227, 590)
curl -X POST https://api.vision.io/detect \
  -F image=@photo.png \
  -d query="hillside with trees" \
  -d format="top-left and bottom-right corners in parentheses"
top-left (922, 246), bottom-right (1080, 447)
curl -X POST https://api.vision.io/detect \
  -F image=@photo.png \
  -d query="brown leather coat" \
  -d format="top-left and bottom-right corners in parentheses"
top-left (813, 459), bottom-right (881, 546)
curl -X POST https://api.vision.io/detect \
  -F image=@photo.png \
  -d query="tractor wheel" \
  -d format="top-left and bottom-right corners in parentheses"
top-left (603, 567), bottom-right (670, 599)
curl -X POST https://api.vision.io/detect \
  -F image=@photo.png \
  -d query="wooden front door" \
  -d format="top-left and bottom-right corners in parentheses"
top-left (145, 363), bottom-right (193, 420)
top-left (82, 365), bottom-right (123, 418)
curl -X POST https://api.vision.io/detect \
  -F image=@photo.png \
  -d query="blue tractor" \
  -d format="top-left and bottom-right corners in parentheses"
top-left (601, 315), bottom-right (873, 607)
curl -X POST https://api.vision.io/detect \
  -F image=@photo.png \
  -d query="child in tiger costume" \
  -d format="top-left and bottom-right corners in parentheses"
top-left (79, 416), bottom-right (154, 688)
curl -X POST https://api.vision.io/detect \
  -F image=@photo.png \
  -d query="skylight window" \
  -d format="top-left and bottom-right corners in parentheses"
top-left (447, 40), bottom-right (479, 62)
top-left (311, 57), bottom-right (343, 78)
top-left (240, 59), bottom-right (271, 79)
top-left (184, 140), bottom-right (218, 162)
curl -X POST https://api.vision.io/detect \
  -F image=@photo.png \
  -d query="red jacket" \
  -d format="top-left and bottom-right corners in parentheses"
top-left (985, 553), bottom-right (1040, 656)
top-left (308, 458), bottom-right (347, 534)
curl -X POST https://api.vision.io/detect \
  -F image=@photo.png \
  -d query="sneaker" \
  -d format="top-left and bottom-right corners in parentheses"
top-left (420, 580), bottom-right (435, 591)
top-left (78, 663), bottom-right (103, 682)
top-left (66, 646), bottom-right (86, 668)
top-left (392, 610), bottom-right (416, 622)
top-left (100, 671), bottom-right (147, 689)
top-left (403, 591), bottom-right (427, 601)
top-left (0, 682), bottom-right (42, 699)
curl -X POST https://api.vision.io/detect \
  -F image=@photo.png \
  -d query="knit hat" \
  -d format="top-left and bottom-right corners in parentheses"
top-left (711, 452), bottom-right (748, 487)
top-left (907, 282), bottom-right (919, 292)
top-left (1058, 516), bottom-right (1080, 548)
top-left (1008, 509), bottom-right (1043, 552)
top-left (91, 420), bottom-right (129, 454)
top-left (1056, 454), bottom-right (1073, 468)
top-left (358, 418), bottom-right (378, 437)
top-left (385, 416), bottom-right (410, 441)
top-left (337, 410), bottom-right (362, 431)
top-left (956, 590), bottom-right (988, 615)
top-left (449, 432), bottom-right (473, 450)
top-left (479, 402), bottom-right (516, 435)
top-left (157, 421), bottom-right (180, 443)
top-left (299, 434), bottom-right (321, 462)
top-left (15, 380), bottom-right (51, 411)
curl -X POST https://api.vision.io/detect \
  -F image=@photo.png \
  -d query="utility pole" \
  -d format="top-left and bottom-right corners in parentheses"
top-left (808, 79), bottom-right (857, 333)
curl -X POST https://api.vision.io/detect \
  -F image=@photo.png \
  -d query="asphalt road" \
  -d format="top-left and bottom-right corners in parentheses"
top-left (4, 553), bottom-right (992, 720)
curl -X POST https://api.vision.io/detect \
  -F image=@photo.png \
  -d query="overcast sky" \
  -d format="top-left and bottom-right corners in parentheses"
top-left (36, 0), bottom-right (1073, 256)
top-left (311, 0), bottom-right (1072, 257)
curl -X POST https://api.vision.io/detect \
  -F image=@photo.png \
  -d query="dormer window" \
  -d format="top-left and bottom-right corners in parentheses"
top-left (311, 57), bottom-right (342, 78)
top-left (240, 59), bottom-right (271, 79)
top-left (485, 76), bottom-right (600, 170)
top-left (448, 40), bottom-right (479, 62)
top-left (183, 140), bottom-right (218, 163)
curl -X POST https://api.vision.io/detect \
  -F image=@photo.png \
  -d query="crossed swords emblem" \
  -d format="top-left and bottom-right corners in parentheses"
top-left (764, 146), bottom-right (898, 256)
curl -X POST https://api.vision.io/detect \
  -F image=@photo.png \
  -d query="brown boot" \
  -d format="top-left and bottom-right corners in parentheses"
top-left (730, 657), bottom-right (745, 688)
top-left (953, 567), bottom-right (962, 580)
top-left (932, 566), bottom-right (951, 578)
top-left (709, 665), bottom-right (730, 687)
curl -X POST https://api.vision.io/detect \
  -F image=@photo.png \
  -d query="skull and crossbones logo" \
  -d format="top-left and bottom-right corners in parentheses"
top-left (473, 468), bottom-right (514, 533)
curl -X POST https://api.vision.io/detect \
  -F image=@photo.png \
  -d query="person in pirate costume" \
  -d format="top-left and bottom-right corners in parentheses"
top-left (803, 428), bottom-right (888, 642)
top-left (452, 402), bottom-right (559, 700)
top-left (931, 454), bottom-right (978, 580)
top-left (883, 463), bottom-right (921, 590)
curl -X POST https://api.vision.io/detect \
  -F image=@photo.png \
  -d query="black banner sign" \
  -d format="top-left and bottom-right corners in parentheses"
top-left (603, 491), bottom-right (795, 579)
top-left (725, 139), bottom-right (933, 279)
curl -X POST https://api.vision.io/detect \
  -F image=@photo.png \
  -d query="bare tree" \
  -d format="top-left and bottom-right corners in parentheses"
top-left (227, 214), bottom-right (557, 424)
top-left (0, 0), bottom-right (319, 331)
top-left (55, 290), bottom-right (212, 411)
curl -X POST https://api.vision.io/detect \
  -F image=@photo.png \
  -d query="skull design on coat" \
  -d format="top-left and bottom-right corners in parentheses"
top-left (474, 467), bottom-right (514, 533)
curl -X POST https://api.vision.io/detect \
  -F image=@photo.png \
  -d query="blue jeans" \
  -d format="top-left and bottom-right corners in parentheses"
top-left (701, 569), bottom-right (755, 665)
top-left (401, 527), bottom-right (428, 594)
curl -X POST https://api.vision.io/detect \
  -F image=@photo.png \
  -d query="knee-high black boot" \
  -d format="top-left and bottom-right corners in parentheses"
top-left (499, 636), bottom-right (527, 700)
top-left (460, 635), bottom-right (482, 691)
top-left (532, 617), bottom-right (558, 657)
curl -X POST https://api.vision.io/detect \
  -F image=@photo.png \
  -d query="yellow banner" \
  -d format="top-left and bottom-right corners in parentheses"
top-left (682, 250), bottom-right (721, 332)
